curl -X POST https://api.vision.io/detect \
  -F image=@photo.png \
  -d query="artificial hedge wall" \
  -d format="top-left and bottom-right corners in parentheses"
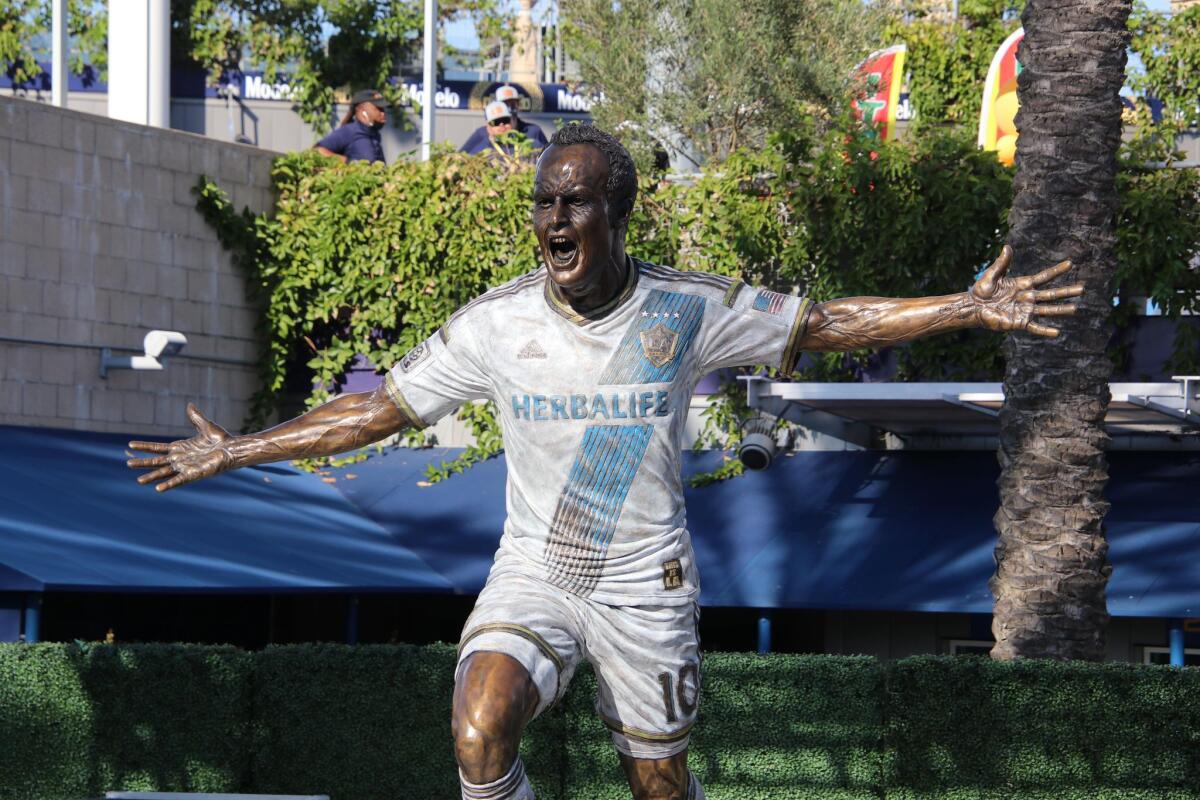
top-left (2, 643), bottom-right (1199, 800)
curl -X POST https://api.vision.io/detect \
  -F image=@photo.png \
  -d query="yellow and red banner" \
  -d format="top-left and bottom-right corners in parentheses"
top-left (978, 27), bottom-right (1024, 165)
top-left (851, 44), bottom-right (906, 142)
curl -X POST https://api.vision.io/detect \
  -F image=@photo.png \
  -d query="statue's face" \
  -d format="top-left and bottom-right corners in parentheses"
top-left (533, 143), bottom-right (622, 298)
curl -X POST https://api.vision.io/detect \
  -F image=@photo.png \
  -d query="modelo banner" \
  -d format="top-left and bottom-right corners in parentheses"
top-left (2, 63), bottom-right (595, 115)
top-left (978, 27), bottom-right (1023, 166)
top-left (227, 73), bottom-right (598, 115)
top-left (850, 44), bottom-right (906, 141)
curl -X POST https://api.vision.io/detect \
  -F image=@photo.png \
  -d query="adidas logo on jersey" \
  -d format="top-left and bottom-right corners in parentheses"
top-left (517, 340), bottom-right (547, 359)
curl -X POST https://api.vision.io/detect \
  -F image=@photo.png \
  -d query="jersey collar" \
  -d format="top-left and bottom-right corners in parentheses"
top-left (544, 256), bottom-right (640, 325)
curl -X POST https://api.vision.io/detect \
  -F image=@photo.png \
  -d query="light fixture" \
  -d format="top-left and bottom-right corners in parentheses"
top-left (100, 330), bottom-right (188, 378)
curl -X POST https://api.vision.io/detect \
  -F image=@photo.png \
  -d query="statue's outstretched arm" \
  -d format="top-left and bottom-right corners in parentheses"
top-left (798, 246), bottom-right (1083, 353)
top-left (127, 382), bottom-right (408, 493)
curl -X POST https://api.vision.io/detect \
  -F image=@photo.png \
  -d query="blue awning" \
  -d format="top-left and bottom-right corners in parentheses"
top-left (327, 445), bottom-right (1200, 618)
top-left (1, 424), bottom-right (1197, 617)
top-left (0, 426), bottom-right (453, 594)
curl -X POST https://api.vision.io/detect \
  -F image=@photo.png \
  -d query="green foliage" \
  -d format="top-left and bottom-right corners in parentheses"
top-left (886, 655), bottom-right (1200, 798)
top-left (563, 0), bottom-right (894, 166)
top-left (5, 644), bottom-right (1200, 800)
top-left (0, 0), bottom-right (107, 86)
top-left (884, 8), bottom-right (1021, 125)
top-left (0, 643), bottom-right (252, 800)
top-left (1129, 4), bottom-right (1200, 133)
top-left (176, 0), bottom-right (512, 132)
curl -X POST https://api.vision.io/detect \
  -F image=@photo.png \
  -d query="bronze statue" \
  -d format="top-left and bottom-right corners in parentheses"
top-left (130, 124), bottom-right (1079, 800)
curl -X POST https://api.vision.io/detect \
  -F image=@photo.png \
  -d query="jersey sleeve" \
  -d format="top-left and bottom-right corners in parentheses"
top-left (382, 323), bottom-right (493, 429)
top-left (697, 283), bottom-right (815, 374)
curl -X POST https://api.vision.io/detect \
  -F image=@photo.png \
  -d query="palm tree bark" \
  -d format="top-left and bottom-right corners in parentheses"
top-left (990, 0), bottom-right (1131, 661)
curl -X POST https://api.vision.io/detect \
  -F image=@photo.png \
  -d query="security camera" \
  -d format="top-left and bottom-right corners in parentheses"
top-left (100, 330), bottom-right (188, 378)
top-left (143, 330), bottom-right (188, 360)
top-left (738, 415), bottom-right (778, 471)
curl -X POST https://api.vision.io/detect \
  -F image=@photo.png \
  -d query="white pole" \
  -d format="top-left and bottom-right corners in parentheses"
top-left (51, 0), bottom-right (67, 107)
top-left (422, 0), bottom-right (437, 161)
top-left (148, 0), bottom-right (170, 128)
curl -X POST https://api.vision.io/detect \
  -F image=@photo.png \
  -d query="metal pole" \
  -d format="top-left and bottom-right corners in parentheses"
top-left (345, 595), bottom-right (359, 646)
top-left (23, 594), bottom-right (42, 643)
top-left (1169, 619), bottom-right (1185, 667)
top-left (757, 611), bottom-right (772, 654)
top-left (421, 0), bottom-right (437, 161)
top-left (51, 0), bottom-right (67, 107)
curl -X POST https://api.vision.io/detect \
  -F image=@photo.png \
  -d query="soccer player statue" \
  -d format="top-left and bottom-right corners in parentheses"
top-left (129, 125), bottom-right (1082, 800)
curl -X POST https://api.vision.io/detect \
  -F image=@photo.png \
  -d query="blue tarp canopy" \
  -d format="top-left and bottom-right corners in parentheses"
top-left (1, 425), bottom-right (1197, 617)
top-left (0, 426), bottom-right (452, 594)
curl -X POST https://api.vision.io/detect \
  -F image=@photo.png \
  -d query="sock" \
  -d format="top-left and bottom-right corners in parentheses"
top-left (688, 771), bottom-right (705, 800)
top-left (460, 757), bottom-right (535, 800)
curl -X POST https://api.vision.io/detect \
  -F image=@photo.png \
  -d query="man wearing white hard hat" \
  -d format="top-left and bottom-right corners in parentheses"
top-left (461, 86), bottom-right (549, 155)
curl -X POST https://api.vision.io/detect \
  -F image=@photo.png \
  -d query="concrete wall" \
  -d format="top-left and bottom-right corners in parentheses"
top-left (0, 95), bottom-right (277, 437)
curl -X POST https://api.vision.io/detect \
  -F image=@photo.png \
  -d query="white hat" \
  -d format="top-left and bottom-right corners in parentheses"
top-left (495, 85), bottom-right (520, 103)
top-left (485, 101), bottom-right (512, 123)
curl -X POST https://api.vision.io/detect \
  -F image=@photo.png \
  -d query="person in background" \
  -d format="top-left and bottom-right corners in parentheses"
top-left (315, 89), bottom-right (389, 164)
top-left (462, 101), bottom-right (527, 158)
top-left (461, 86), bottom-right (549, 155)
top-left (496, 84), bottom-right (549, 149)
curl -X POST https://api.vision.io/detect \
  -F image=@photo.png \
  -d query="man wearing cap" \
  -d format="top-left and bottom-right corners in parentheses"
top-left (315, 89), bottom-right (390, 164)
top-left (461, 86), bottom-right (549, 155)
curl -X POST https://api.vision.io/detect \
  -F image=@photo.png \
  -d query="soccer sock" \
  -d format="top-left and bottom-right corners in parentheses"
top-left (688, 770), bottom-right (705, 800)
top-left (460, 757), bottom-right (535, 800)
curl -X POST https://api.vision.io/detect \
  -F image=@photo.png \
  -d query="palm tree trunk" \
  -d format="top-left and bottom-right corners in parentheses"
top-left (989, 0), bottom-right (1131, 661)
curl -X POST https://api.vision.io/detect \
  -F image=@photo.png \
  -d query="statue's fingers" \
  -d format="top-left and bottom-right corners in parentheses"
top-left (1033, 284), bottom-right (1084, 301)
top-left (127, 456), bottom-right (169, 469)
top-left (1033, 303), bottom-right (1077, 316)
top-left (1029, 259), bottom-right (1073, 285)
top-left (975, 245), bottom-right (1011, 296)
top-left (129, 440), bottom-right (170, 454)
top-left (156, 474), bottom-right (189, 493)
top-left (137, 466), bottom-right (176, 485)
top-left (186, 403), bottom-right (225, 438)
top-left (1026, 322), bottom-right (1060, 337)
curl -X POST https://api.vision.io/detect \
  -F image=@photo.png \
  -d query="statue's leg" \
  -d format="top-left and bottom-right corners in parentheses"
top-left (584, 599), bottom-right (703, 800)
top-left (454, 572), bottom-right (584, 799)
top-left (453, 651), bottom-right (539, 797)
top-left (619, 752), bottom-right (704, 800)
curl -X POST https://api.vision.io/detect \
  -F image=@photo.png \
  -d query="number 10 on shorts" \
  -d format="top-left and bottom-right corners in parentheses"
top-left (657, 661), bottom-right (700, 723)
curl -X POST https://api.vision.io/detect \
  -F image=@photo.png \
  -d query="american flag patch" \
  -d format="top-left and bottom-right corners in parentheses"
top-left (752, 289), bottom-right (788, 315)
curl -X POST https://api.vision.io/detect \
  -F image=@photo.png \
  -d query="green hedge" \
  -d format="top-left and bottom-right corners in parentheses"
top-left (2, 644), bottom-right (1199, 800)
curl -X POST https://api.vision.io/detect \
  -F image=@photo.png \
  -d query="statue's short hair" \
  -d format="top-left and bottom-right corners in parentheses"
top-left (548, 123), bottom-right (638, 226)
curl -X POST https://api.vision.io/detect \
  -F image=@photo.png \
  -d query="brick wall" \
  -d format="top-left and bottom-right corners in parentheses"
top-left (0, 96), bottom-right (278, 438)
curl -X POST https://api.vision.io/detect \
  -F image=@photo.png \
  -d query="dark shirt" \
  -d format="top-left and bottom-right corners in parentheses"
top-left (460, 118), bottom-right (549, 155)
top-left (316, 120), bottom-right (386, 164)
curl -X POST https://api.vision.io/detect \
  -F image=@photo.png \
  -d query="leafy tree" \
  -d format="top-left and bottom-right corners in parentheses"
top-left (989, 0), bottom-right (1132, 661)
top-left (1128, 2), bottom-right (1200, 133)
top-left (562, 0), bottom-right (894, 167)
top-left (884, 2), bottom-right (1022, 125)
top-left (0, 0), bottom-right (106, 87)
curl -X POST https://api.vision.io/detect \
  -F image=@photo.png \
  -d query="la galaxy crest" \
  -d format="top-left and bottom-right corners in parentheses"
top-left (639, 322), bottom-right (679, 368)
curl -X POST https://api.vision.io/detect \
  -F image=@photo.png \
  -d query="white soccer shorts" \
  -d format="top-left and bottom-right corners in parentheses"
top-left (457, 570), bottom-right (702, 760)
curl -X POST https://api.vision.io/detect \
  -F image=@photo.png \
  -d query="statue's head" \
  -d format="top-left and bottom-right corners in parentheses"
top-left (533, 124), bottom-right (637, 299)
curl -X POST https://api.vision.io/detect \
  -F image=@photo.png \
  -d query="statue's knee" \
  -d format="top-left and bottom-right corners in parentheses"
top-left (452, 705), bottom-right (519, 783)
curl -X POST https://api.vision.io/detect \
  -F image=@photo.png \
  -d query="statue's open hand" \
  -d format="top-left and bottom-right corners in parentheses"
top-left (127, 403), bottom-right (235, 493)
top-left (969, 245), bottom-right (1084, 337)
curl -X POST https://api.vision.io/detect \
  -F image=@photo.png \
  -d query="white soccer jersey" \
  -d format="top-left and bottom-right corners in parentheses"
top-left (384, 257), bottom-right (813, 607)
